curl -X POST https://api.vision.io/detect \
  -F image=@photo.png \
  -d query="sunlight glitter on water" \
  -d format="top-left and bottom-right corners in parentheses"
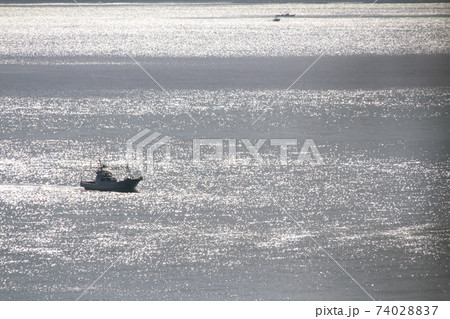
top-left (0, 3), bottom-right (449, 61)
top-left (0, 2), bottom-right (449, 301)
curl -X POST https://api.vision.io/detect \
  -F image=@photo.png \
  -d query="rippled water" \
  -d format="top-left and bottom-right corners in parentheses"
top-left (0, 3), bottom-right (449, 300)
top-left (1, 2), bottom-right (449, 61)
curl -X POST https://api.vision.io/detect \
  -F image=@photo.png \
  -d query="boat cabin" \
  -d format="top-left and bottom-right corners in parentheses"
top-left (95, 169), bottom-right (117, 183)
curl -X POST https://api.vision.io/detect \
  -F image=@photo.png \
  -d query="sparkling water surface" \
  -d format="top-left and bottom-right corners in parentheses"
top-left (0, 3), bottom-right (449, 300)
top-left (0, 2), bottom-right (449, 61)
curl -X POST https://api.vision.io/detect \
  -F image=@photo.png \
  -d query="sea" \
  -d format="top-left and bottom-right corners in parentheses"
top-left (0, 2), bottom-right (449, 300)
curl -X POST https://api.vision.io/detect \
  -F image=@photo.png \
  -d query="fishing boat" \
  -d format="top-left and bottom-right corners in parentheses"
top-left (80, 161), bottom-right (142, 192)
top-left (277, 13), bottom-right (296, 17)
top-left (273, 17), bottom-right (281, 22)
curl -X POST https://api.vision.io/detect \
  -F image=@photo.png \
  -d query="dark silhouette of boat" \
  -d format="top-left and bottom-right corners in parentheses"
top-left (80, 162), bottom-right (142, 192)
top-left (273, 17), bottom-right (281, 21)
top-left (276, 13), bottom-right (296, 18)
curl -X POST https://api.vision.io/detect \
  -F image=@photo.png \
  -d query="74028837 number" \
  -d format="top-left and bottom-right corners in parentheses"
top-left (376, 306), bottom-right (438, 316)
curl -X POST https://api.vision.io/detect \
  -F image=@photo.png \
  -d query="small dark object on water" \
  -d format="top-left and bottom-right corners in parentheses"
top-left (80, 161), bottom-right (142, 192)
